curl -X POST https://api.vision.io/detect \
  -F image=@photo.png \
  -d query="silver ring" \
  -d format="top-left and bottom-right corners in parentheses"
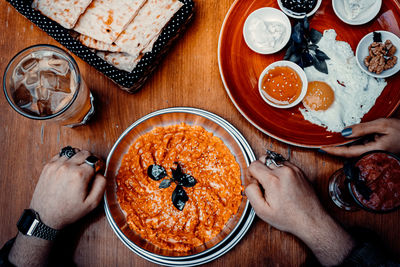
top-left (265, 150), bottom-right (286, 168)
top-left (84, 155), bottom-right (104, 173)
top-left (265, 158), bottom-right (284, 168)
top-left (60, 146), bottom-right (76, 158)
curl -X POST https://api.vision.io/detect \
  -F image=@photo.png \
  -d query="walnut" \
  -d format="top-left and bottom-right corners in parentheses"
top-left (364, 38), bottom-right (397, 74)
top-left (387, 45), bottom-right (397, 57)
top-left (364, 55), bottom-right (371, 67)
top-left (385, 56), bottom-right (397, 70)
top-left (371, 43), bottom-right (385, 56)
top-left (368, 55), bottom-right (385, 74)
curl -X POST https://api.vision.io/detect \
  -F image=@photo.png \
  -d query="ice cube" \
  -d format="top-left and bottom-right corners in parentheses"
top-left (28, 101), bottom-right (41, 116)
top-left (48, 58), bottom-right (69, 76)
top-left (12, 67), bottom-right (25, 89)
top-left (56, 73), bottom-right (72, 93)
top-left (37, 99), bottom-right (52, 116)
top-left (40, 71), bottom-right (58, 90)
top-left (21, 57), bottom-right (38, 72)
top-left (36, 85), bottom-right (50, 101)
top-left (49, 91), bottom-right (73, 114)
top-left (25, 71), bottom-right (39, 86)
top-left (12, 84), bottom-right (32, 108)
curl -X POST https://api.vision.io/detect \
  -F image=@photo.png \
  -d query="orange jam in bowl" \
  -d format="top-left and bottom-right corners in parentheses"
top-left (258, 61), bottom-right (307, 108)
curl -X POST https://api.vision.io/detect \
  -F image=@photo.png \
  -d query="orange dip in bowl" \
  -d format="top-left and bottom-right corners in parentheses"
top-left (261, 66), bottom-right (303, 105)
top-left (116, 123), bottom-right (242, 252)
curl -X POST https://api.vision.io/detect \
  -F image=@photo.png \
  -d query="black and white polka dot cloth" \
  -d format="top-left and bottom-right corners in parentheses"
top-left (6, 0), bottom-right (194, 93)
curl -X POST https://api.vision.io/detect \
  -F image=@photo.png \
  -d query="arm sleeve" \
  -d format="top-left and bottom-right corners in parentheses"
top-left (0, 238), bottom-right (16, 267)
top-left (339, 228), bottom-right (400, 267)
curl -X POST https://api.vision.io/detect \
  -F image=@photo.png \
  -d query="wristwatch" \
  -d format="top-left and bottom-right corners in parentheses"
top-left (17, 209), bottom-right (59, 241)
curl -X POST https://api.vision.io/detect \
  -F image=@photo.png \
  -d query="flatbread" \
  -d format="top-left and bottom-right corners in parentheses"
top-left (74, 0), bottom-right (147, 44)
top-left (96, 33), bottom-right (159, 72)
top-left (97, 51), bottom-right (143, 72)
top-left (32, 0), bottom-right (93, 29)
top-left (78, 34), bottom-right (122, 52)
top-left (115, 0), bottom-right (183, 56)
top-left (143, 34), bottom-right (160, 53)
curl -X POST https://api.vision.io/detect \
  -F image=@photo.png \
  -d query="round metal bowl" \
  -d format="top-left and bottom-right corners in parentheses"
top-left (104, 107), bottom-right (255, 266)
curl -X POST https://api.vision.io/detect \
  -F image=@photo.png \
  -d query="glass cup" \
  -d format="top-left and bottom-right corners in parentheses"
top-left (328, 150), bottom-right (400, 213)
top-left (3, 44), bottom-right (94, 127)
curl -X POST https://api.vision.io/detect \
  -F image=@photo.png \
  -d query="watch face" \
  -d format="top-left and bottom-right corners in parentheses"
top-left (17, 209), bottom-right (36, 234)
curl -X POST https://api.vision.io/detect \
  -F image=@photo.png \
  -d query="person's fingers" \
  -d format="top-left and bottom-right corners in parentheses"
top-left (259, 153), bottom-right (286, 170)
top-left (84, 174), bottom-right (106, 210)
top-left (343, 118), bottom-right (389, 138)
top-left (282, 161), bottom-right (302, 174)
top-left (259, 154), bottom-right (267, 164)
top-left (52, 148), bottom-right (81, 163)
top-left (68, 150), bottom-right (91, 165)
top-left (244, 168), bottom-right (257, 186)
top-left (245, 183), bottom-right (270, 215)
top-left (248, 161), bottom-right (278, 185)
top-left (322, 141), bottom-right (382, 158)
top-left (50, 154), bottom-right (61, 162)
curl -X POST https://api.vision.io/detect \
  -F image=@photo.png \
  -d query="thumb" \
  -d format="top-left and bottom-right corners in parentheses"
top-left (342, 118), bottom-right (389, 138)
top-left (245, 182), bottom-right (271, 218)
top-left (85, 174), bottom-right (106, 210)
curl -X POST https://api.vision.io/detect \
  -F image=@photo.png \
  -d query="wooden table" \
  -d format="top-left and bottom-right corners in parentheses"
top-left (1, 1), bottom-right (399, 266)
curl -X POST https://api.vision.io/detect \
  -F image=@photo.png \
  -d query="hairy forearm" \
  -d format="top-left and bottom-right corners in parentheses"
top-left (295, 212), bottom-right (355, 266)
top-left (8, 233), bottom-right (53, 267)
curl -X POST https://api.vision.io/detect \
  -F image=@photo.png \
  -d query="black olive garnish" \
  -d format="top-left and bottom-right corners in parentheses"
top-left (147, 164), bottom-right (168, 181)
top-left (159, 179), bottom-right (172, 189)
top-left (171, 162), bottom-right (197, 187)
top-left (179, 174), bottom-right (197, 187)
top-left (172, 185), bottom-right (189, 211)
top-left (147, 162), bottom-right (197, 211)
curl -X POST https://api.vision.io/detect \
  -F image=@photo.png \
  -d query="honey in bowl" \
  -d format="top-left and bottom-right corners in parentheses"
top-left (260, 66), bottom-right (303, 105)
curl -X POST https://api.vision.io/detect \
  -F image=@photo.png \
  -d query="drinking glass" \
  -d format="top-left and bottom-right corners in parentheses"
top-left (328, 150), bottom-right (400, 213)
top-left (3, 44), bottom-right (94, 127)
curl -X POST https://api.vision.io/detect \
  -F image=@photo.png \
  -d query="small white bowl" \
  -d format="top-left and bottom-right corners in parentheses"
top-left (277, 0), bottom-right (322, 19)
top-left (258, 60), bottom-right (308, 109)
top-left (243, 7), bottom-right (291, 55)
top-left (332, 0), bottom-right (382, 25)
top-left (356, 31), bottom-right (400, 78)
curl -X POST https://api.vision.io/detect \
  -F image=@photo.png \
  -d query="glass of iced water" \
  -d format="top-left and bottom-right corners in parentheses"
top-left (3, 45), bottom-right (94, 127)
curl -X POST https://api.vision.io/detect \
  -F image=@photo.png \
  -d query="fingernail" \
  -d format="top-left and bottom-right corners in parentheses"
top-left (317, 148), bottom-right (326, 154)
top-left (341, 128), bottom-right (352, 137)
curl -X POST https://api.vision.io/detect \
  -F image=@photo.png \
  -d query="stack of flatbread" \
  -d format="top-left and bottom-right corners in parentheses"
top-left (33, 0), bottom-right (184, 72)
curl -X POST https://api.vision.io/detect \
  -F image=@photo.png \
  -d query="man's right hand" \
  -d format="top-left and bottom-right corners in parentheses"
top-left (245, 155), bottom-right (355, 266)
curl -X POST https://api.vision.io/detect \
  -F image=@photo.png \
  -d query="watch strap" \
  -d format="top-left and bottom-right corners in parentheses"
top-left (31, 219), bottom-right (59, 241)
top-left (17, 209), bottom-right (59, 241)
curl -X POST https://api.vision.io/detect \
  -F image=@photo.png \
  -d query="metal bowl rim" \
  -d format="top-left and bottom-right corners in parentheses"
top-left (104, 107), bottom-right (256, 262)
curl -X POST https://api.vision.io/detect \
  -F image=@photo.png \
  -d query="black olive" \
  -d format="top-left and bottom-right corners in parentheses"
top-left (147, 164), bottom-right (167, 181)
top-left (172, 185), bottom-right (189, 211)
top-left (282, 0), bottom-right (317, 14)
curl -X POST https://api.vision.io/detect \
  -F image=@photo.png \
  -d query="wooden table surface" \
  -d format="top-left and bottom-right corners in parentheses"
top-left (1, 0), bottom-right (399, 266)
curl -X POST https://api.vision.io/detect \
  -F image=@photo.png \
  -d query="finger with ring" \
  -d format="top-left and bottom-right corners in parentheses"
top-left (84, 156), bottom-right (105, 173)
top-left (264, 149), bottom-right (286, 168)
top-left (59, 146), bottom-right (76, 159)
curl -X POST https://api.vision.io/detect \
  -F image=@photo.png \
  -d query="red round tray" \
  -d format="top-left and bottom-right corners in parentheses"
top-left (218, 0), bottom-right (400, 148)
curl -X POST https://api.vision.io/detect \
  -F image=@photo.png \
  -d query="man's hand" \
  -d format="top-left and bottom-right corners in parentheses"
top-left (30, 149), bottom-right (106, 229)
top-left (322, 118), bottom-right (400, 158)
top-left (245, 157), bottom-right (326, 236)
top-left (9, 148), bottom-right (106, 267)
top-left (245, 155), bottom-right (355, 266)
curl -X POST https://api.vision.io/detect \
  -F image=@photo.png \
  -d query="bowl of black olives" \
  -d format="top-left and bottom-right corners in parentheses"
top-left (277, 0), bottom-right (322, 19)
